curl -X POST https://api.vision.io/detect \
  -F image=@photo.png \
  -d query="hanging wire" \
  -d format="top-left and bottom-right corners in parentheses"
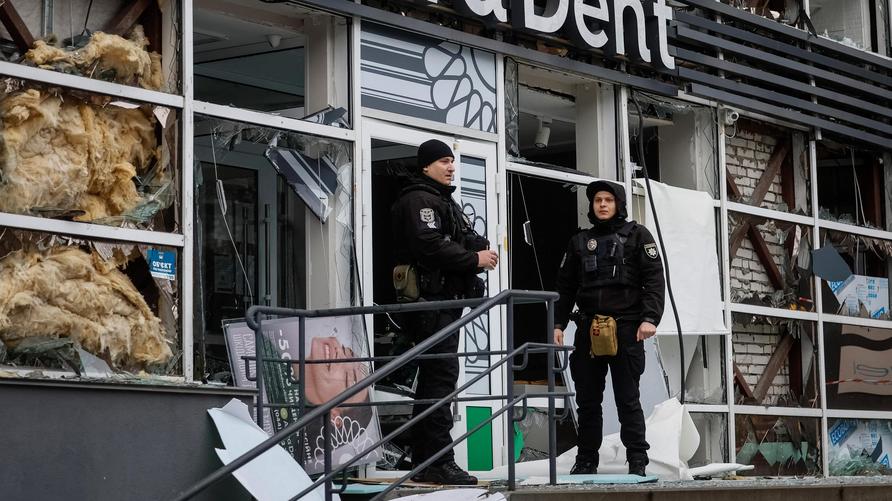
top-left (516, 175), bottom-right (546, 292)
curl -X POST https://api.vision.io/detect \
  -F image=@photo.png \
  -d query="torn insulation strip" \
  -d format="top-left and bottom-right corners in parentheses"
top-left (0, 88), bottom-right (166, 222)
top-left (0, 246), bottom-right (172, 369)
top-left (25, 26), bottom-right (163, 91)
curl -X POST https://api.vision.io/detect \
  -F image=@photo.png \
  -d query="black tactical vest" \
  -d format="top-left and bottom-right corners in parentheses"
top-left (577, 221), bottom-right (639, 289)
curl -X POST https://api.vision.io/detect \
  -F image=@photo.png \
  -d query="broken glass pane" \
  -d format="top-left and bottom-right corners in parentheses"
top-left (828, 418), bottom-right (892, 476)
top-left (728, 212), bottom-right (815, 309)
top-left (819, 229), bottom-right (892, 321)
top-left (689, 412), bottom-right (728, 468)
top-left (0, 83), bottom-right (180, 232)
top-left (0, 227), bottom-right (181, 378)
top-left (731, 315), bottom-right (819, 408)
top-left (825, 321), bottom-right (892, 412)
top-left (725, 117), bottom-right (811, 215)
top-left (817, 137), bottom-right (888, 230)
top-left (734, 414), bottom-right (822, 476)
top-left (658, 335), bottom-right (726, 404)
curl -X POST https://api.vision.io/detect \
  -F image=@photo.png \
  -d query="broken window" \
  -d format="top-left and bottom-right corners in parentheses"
top-left (824, 321), bottom-right (892, 412)
top-left (725, 117), bottom-right (811, 216)
top-left (0, 82), bottom-right (180, 232)
top-left (728, 213), bottom-right (815, 310)
top-left (721, 0), bottom-right (801, 25)
top-left (818, 229), bottom-right (891, 320)
top-left (689, 413), bottom-right (729, 467)
top-left (732, 315), bottom-right (819, 408)
top-left (734, 414), bottom-right (822, 476)
top-left (1, 0), bottom-right (180, 93)
top-left (0, 227), bottom-right (181, 378)
top-left (628, 94), bottom-right (719, 197)
top-left (194, 2), bottom-right (350, 127)
top-left (828, 418), bottom-right (892, 476)
top-left (811, 0), bottom-right (891, 56)
top-left (817, 137), bottom-right (888, 231)
top-left (658, 335), bottom-right (726, 404)
top-left (507, 63), bottom-right (616, 176)
top-left (193, 115), bottom-right (353, 383)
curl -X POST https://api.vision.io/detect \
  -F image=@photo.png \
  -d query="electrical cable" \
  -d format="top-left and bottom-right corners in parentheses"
top-left (631, 90), bottom-right (686, 405)
top-left (517, 176), bottom-right (546, 291)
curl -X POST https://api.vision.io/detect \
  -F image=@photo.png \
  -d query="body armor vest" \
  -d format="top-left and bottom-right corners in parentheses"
top-left (577, 221), bottom-right (639, 289)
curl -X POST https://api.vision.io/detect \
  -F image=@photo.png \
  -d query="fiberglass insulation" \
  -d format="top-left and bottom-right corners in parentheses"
top-left (25, 25), bottom-right (163, 91)
top-left (0, 88), bottom-right (158, 220)
top-left (0, 246), bottom-right (172, 368)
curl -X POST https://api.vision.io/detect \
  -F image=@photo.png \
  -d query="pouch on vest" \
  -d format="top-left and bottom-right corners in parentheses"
top-left (589, 315), bottom-right (618, 356)
top-left (393, 264), bottom-right (420, 302)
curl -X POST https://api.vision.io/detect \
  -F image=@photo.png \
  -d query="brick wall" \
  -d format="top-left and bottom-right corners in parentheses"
top-left (732, 328), bottom-right (790, 405)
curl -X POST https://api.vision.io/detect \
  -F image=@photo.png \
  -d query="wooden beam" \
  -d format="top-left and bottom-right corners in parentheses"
top-left (729, 220), bottom-right (751, 259)
top-left (747, 223), bottom-right (786, 290)
top-left (726, 168), bottom-right (743, 200)
top-left (752, 333), bottom-right (795, 404)
top-left (105, 0), bottom-right (153, 36)
top-left (750, 140), bottom-right (790, 206)
top-left (0, 1), bottom-right (35, 52)
top-left (734, 361), bottom-right (755, 402)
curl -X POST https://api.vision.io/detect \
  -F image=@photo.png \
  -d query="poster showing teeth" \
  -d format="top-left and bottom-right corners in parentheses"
top-left (360, 22), bottom-right (497, 133)
top-left (224, 316), bottom-right (381, 474)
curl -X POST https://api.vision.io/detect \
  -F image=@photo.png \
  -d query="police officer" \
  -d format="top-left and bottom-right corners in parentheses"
top-left (391, 139), bottom-right (498, 485)
top-left (553, 180), bottom-right (665, 476)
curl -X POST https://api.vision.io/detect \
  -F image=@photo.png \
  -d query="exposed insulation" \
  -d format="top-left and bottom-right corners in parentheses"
top-left (0, 246), bottom-right (172, 368)
top-left (0, 88), bottom-right (159, 221)
top-left (25, 26), bottom-right (163, 91)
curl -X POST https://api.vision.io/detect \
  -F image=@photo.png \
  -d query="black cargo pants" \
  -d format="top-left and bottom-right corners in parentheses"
top-left (409, 307), bottom-right (462, 468)
top-left (570, 317), bottom-right (649, 465)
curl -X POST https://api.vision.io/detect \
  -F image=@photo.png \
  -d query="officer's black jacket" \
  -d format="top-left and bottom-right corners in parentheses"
top-left (554, 185), bottom-right (666, 329)
top-left (390, 174), bottom-right (481, 295)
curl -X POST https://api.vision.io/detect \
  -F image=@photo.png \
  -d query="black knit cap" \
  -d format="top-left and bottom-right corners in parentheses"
top-left (585, 180), bottom-right (628, 223)
top-left (416, 139), bottom-right (454, 171)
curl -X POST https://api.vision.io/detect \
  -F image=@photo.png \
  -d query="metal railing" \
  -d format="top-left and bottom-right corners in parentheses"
top-left (175, 289), bottom-right (572, 500)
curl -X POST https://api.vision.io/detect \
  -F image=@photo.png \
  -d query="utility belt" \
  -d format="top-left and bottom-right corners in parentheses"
top-left (393, 264), bottom-right (485, 302)
top-left (569, 311), bottom-right (618, 357)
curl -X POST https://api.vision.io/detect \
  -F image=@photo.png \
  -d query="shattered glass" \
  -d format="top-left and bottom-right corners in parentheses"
top-left (828, 418), bottom-right (892, 476)
top-left (818, 229), bottom-right (892, 321)
top-left (689, 413), bottom-right (728, 468)
top-left (657, 334), bottom-right (726, 404)
top-left (504, 58), bottom-right (520, 158)
top-left (734, 414), bottom-right (822, 476)
top-left (0, 227), bottom-right (182, 378)
top-left (731, 315), bottom-right (819, 408)
top-left (817, 139), bottom-right (887, 230)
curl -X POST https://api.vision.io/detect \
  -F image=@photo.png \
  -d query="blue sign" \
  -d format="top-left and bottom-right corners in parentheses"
top-left (147, 249), bottom-right (176, 281)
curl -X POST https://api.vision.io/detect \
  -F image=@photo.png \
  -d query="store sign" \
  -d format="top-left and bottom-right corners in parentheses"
top-left (453, 0), bottom-right (675, 70)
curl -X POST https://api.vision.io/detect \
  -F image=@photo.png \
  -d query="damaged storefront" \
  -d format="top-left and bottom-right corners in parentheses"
top-left (3, 0), bottom-right (892, 498)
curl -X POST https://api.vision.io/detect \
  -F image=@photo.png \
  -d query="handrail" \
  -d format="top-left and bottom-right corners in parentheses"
top-left (173, 289), bottom-right (563, 501)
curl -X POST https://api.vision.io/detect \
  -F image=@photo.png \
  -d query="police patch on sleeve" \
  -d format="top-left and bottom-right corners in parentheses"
top-left (419, 208), bottom-right (437, 228)
top-left (644, 243), bottom-right (659, 259)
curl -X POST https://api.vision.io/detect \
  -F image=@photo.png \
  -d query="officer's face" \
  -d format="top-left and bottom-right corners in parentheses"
top-left (423, 156), bottom-right (456, 186)
top-left (592, 191), bottom-right (617, 220)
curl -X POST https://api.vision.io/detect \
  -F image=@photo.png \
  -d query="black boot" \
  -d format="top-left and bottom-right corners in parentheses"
top-left (570, 456), bottom-right (598, 475)
top-left (412, 461), bottom-right (478, 485)
top-left (628, 458), bottom-right (647, 476)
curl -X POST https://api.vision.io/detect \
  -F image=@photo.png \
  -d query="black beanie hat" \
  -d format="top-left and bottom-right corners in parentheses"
top-left (416, 139), bottom-right (454, 172)
top-left (585, 180), bottom-right (628, 224)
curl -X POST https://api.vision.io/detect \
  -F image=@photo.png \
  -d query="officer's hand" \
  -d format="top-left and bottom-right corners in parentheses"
top-left (477, 249), bottom-right (499, 270)
top-left (636, 321), bottom-right (657, 342)
top-left (553, 328), bottom-right (564, 345)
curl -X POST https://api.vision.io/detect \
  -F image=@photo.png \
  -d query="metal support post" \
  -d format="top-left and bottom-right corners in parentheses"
top-left (506, 297), bottom-right (516, 491)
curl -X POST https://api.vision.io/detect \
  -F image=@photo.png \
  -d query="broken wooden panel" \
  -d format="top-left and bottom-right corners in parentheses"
top-left (819, 228), bottom-right (892, 321)
top-left (827, 418), bottom-right (892, 476)
top-left (734, 414), bottom-right (822, 476)
top-left (817, 135), bottom-right (888, 231)
top-left (728, 212), bottom-right (814, 308)
top-left (725, 117), bottom-right (811, 215)
top-left (0, 227), bottom-right (181, 377)
top-left (0, 84), bottom-right (180, 232)
top-left (731, 314), bottom-right (819, 408)
top-left (1, 0), bottom-right (179, 93)
top-left (823, 321), bottom-right (892, 412)
top-left (689, 412), bottom-right (728, 467)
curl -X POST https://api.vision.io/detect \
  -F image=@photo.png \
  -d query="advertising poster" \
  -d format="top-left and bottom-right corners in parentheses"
top-left (224, 316), bottom-right (381, 474)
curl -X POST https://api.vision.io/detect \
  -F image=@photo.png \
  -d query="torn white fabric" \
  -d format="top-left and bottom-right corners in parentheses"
top-left (209, 398), bottom-right (338, 501)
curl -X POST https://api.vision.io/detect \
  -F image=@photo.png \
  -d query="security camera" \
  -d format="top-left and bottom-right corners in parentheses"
top-left (722, 108), bottom-right (739, 126)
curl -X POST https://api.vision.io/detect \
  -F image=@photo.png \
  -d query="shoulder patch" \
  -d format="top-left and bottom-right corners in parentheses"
top-left (420, 208), bottom-right (435, 222)
top-left (644, 243), bottom-right (659, 260)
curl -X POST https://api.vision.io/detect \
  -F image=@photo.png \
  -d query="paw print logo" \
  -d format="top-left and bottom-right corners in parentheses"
top-left (424, 42), bottom-right (497, 132)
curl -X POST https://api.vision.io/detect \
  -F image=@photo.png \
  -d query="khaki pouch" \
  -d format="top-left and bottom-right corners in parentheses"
top-left (589, 315), bottom-right (618, 356)
top-left (393, 264), bottom-right (420, 302)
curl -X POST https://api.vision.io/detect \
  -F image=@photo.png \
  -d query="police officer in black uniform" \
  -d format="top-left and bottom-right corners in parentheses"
top-left (391, 139), bottom-right (499, 485)
top-left (553, 180), bottom-right (665, 476)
